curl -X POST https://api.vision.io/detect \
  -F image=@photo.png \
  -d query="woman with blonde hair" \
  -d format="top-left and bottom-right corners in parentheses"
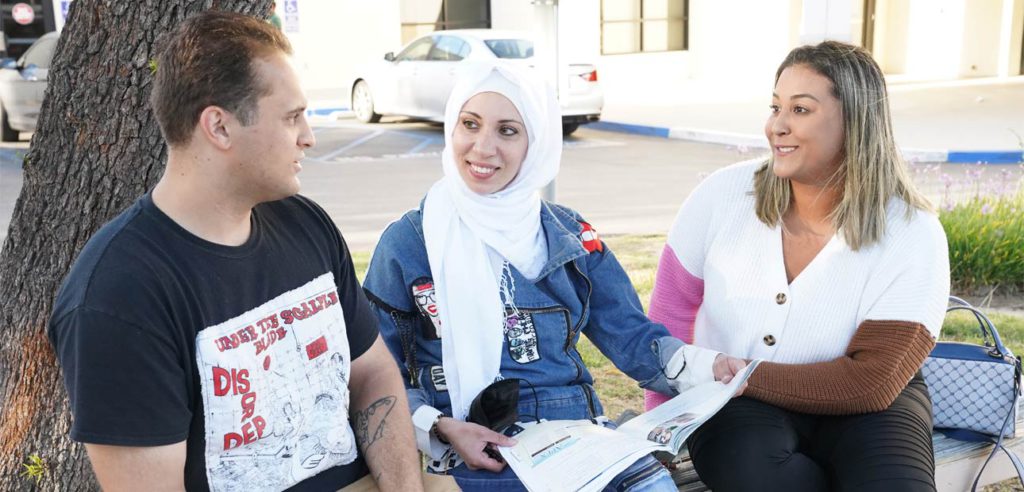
top-left (646, 41), bottom-right (949, 491)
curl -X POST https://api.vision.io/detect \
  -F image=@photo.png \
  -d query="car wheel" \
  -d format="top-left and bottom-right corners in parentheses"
top-left (0, 106), bottom-right (18, 142)
top-left (352, 80), bottom-right (381, 123)
top-left (562, 123), bottom-right (580, 137)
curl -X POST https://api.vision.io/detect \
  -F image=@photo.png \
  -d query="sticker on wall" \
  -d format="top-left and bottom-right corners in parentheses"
top-left (283, 0), bottom-right (300, 33)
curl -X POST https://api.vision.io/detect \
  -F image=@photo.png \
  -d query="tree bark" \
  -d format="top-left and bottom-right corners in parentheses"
top-left (0, 1), bottom-right (271, 489)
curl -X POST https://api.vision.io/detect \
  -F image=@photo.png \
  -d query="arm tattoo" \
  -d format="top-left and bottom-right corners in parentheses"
top-left (353, 395), bottom-right (396, 451)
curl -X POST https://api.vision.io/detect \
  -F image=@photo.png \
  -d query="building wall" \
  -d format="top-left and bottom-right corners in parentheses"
top-left (997, 0), bottom-right (1024, 76)
top-left (279, 0), bottom-right (402, 96)
top-left (872, 0), bottom-right (909, 73)
top-left (873, 0), bottom-right (1021, 79)
top-left (282, 0), bottom-right (1024, 103)
top-left (960, 0), bottom-right (1002, 77)
top-left (685, 0), bottom-right (796, 98)
top-left (492, 0), bottom-right (798, 105)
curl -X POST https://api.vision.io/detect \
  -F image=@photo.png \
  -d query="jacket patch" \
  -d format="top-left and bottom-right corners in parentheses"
top-left (579, 221), bottom-right (603, 253)
top-left (429, 365), bottom-right (447, 392)
top-left (411, 278), bottom-right (442, 340)
top-left (504, 312), bottom-right (541, 364)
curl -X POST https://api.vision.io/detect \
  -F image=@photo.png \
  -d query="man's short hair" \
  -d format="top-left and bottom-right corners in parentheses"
top-left (150, 10), bottom-right (292, 146)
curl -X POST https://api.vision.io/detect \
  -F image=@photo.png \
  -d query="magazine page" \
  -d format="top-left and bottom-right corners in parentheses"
top-left (497, 419), bottom-right (664, 492)
top-left (617, 360), bottom-right (760, 454)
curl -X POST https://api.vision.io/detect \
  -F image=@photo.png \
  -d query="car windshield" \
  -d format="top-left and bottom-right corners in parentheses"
top-left (20, 36), bottom-right (56, 69)
top-left (484, 39), bottom-right (533, 59)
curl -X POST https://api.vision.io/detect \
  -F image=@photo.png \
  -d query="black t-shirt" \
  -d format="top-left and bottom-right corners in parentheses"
top-left (49, 193), bottom-right (379, 491)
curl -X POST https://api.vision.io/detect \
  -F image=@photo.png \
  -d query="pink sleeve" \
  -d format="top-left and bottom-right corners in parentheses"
top-left (644, 244), bottom-right (704, 410)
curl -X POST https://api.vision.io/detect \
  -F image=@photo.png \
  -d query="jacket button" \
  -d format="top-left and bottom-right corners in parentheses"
top-left (776, 293), bottom-right (787, 304)
top-left (764, 334), bottom-right (776, 346)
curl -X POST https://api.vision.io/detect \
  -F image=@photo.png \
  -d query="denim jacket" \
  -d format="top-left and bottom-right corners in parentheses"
top-left (363, 201), bottom-right (686, 466)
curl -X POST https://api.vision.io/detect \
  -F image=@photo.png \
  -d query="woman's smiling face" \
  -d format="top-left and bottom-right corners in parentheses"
top-left (765, 64), bottom-right (846, 186)
top-left (452, 91), bottom-right (529, 195)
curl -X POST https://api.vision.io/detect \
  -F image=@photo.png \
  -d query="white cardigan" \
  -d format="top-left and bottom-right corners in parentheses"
top-left (665, 159), bottom-right (950, 364)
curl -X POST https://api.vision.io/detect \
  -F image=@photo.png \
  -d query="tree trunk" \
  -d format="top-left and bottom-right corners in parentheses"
top-left (0, 1), bottom-right (271, 489)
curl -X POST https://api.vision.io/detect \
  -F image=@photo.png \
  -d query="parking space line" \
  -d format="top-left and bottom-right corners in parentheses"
top-left (317, 130), bottom-right (385, 161)
top-left (406, 137), bottom-right (441, 155)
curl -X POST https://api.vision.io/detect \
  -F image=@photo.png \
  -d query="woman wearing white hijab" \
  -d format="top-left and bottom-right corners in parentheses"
top-left (363, 62), bottom-right (743, 490)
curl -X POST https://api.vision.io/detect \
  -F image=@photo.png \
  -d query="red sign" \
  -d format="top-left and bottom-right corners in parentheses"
top-left (12, 3), bottom-right (34, 25)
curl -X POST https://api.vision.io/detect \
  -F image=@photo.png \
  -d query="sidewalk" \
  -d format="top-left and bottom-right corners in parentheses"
top-left (593, 76), bottom-right (1024, 164)
top-left (309, 76), bottom-right (1024, 164)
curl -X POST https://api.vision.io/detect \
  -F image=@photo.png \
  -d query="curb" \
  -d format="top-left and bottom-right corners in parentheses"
top-left (589, 121), bottom-right (1024, 165)
top-left (306, 105), bottom-right (352, 122)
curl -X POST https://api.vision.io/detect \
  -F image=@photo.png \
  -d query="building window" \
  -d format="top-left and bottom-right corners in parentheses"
top-left (601, 0), bottom-right (688, 55)
top-left (400, 0), bottom-right (490, 45)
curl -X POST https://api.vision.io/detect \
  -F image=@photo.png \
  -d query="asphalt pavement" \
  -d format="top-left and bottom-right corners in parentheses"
top-left (289, 121), bottom-right (753, 249)
top-left (2, 120), bottom-right (1021, 252)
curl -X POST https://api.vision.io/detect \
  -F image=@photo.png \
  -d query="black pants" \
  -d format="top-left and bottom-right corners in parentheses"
top-left (686, 374), bottom-right (935, 492)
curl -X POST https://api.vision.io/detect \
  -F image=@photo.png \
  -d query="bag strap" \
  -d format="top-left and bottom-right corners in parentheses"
top-left (971, 397), bottom-right (1023, 491)
top-left (947, 296), bottom-right (1012, 360)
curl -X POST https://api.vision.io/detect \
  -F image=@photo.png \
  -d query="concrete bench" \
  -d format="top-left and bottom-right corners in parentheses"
top-left (670, 399), bottom-right (1024, 491)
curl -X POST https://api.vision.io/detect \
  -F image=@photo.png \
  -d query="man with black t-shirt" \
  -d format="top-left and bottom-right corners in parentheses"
top-left (48, 12), bottom-right (422, 491)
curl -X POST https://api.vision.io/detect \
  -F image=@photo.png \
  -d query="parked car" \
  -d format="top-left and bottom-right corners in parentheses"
top-left (0, 31), bottom-right (56, 142)
top-left (350, 30), bottom-right (602, 136)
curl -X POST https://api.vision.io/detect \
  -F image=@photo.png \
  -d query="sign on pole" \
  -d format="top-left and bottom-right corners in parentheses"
top-left (12, 3), bottom-right (35, 25)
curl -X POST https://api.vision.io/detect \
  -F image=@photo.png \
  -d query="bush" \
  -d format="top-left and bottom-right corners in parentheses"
top-left (939, 189), bottom-right (1024, 293)
top-left (942, 309), bottom-right (1024, 357)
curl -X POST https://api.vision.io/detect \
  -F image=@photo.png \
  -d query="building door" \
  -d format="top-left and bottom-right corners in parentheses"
top-left (400, 0), bottom-right (490, 45)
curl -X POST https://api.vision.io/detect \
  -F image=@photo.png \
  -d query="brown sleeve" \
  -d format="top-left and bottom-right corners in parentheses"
top-left (745, 320), bottom-right (935, 415)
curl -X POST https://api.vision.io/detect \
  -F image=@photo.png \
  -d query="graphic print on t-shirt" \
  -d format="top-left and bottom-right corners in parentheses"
top-left (196, 273), bottom-right (356, 491)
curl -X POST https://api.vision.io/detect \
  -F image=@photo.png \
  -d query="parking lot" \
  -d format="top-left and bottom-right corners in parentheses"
top-left (1, 119), bottom-right (1018, 251)
top-left (277, 119), bottom-right (754, 249)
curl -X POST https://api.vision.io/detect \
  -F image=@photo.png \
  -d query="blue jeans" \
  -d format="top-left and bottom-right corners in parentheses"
top-left (448, 453), bottom-right (676, 492)
top-left (603, 454), bottom-right (677, 492)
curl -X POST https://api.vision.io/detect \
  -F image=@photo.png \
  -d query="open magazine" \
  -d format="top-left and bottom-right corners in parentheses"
top-left (498, 360), bottom-right (760, 492)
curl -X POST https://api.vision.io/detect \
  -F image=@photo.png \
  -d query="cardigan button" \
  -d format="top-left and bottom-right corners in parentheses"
top-left (763, 334), bottom-right (777, 346)
top-left (775, 293), bottom-right (787, 304)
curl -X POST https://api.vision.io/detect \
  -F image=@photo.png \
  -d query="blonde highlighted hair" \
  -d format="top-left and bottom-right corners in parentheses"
top-left (754, 41), bottom-right (932, 250)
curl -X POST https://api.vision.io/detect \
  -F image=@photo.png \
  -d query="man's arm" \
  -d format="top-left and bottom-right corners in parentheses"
top-left (84, 441), bottom-right (186, 491)
top-left (349, 336), bottom-right (423, 491)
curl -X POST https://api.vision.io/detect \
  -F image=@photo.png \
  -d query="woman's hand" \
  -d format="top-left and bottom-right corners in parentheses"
top-left (713, 353), bottom-right (748, 396)
top-left (436, 418), bottom-right (517, 472)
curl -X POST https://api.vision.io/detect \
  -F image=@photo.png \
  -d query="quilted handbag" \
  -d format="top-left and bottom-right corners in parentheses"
top-left (921, 296), bottom-right (1023, 491)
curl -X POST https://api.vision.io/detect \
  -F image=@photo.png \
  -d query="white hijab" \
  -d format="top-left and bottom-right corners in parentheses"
top-left (422, 63), bottom-right (562, 420)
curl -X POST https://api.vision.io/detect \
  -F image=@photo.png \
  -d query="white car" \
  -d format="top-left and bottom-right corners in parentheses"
top-left (0, 31), bottom-right (57, 142)
top-left (350, 30), bottom-right (602, 136)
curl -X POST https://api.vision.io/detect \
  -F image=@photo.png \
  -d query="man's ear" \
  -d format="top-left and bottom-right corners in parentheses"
top-left (197, 106), bottom-right (233, 151)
